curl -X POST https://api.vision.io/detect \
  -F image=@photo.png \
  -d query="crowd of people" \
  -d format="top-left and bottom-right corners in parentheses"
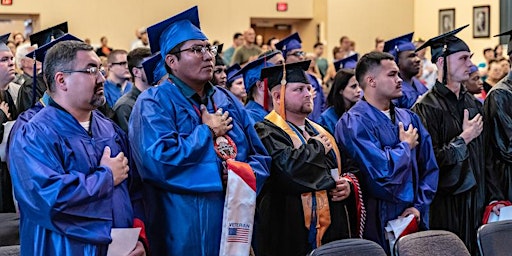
top-left (0, 5), bottom-right (512, 256)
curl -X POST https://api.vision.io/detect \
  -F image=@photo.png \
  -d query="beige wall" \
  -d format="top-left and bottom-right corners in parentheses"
top-left (325, 0), bottom-right (415, 60)
top-left (414, 0), bottom-right (500, 65)
top-left (0, 0), bottom-right (313, 50)
top-left (1, 0), bottom-right (501, 65)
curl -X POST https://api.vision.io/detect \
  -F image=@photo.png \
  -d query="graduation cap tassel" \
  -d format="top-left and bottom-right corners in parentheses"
top-left (442, 44), bottom-right (448, 85)
top-left (279, 63), bottom-right (287, 119)
top-left (263, 78), bottom-right (269, 111)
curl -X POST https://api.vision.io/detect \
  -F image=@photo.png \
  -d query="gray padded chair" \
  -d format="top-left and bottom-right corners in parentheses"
top-left (0, 245), bottom-right (19, 256)
top-left (477, 219), bottom-right (512, 256)
top-left (0, 213), bottom-right (19, 246)
top-left (309, 239), bottom-right (386, 256)
top-left (394, 230), bottom-right (469, 256)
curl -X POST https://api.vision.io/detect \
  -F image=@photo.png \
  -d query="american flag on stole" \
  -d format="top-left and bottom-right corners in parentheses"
top-left (227, 226), bottom-right (250, 243)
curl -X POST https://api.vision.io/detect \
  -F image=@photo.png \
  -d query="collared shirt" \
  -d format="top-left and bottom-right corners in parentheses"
top-left (169, 73), bottom-right (215, 106)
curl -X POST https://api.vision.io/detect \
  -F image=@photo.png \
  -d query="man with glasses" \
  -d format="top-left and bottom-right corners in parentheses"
top-left (9, 40), bottom-right (146, 255)
top-left (276, 33), bottom-right (325, 122)
top-left (130, 6), bottom-right (270, 255)
top-left (113, 47), bottom-right (152, 133)
top-left (104, 49), bottom-right (132, 110)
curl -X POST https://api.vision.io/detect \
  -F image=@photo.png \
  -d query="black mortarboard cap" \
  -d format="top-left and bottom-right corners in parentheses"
top-left (494, 28), bottom-right (512, 56)
top-left (416, 24), bottom-right (470, 63)
top-left (26, 34), bottom-right (81, 63)
top-left (0, 33), bottom-right (10, 51)
top-left (260, 60), bottom-right (310, 90)
top-left (29, 22), bottom-right (68, 47)
top-left (215, 43), bottom-right (225, 66)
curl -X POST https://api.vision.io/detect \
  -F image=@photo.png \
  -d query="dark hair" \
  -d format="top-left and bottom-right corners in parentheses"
top-left (165, 41), bottom-right (186, 74)
top-left (355, 51), bottom-right (395, 89)
top-left (107, 49), bottom-right (128, 64)
top-left (233, 33), bottom-right (243, 40)
top-left (332, 46), bottom-right (341, 58)
top-left (314, 42), bottom-right (323, 49)
top-left (487, 58), bottom-right (500, 70)
top-left (266, 37), bottom-right (276, 46)
top-left (44, 41), bottom-right (93, 92)
top-left (327, 69), bottom-right (355, 116)
top-left (483, 48), bottom-right (493, 55)
top-left (127, 47), bottom-right (152, 77)
top-left (339, 36), bottom-right (349, 45)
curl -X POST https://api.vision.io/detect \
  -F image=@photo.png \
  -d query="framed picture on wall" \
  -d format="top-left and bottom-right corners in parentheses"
top-left (473, 5), bottom-right (490, 38)
top-left (439, 9), bottom-right (455, 35)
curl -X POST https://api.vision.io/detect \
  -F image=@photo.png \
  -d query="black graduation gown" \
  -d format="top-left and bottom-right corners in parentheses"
top-left (0, 88), bottom-right (18, 213)
top-left (254, 119), bottom-right (358, 256)
top-left (16, 72), bottom-right (46, 114)
top-left (484, 72), bottom-right (512, 202)
top-left (412, 81), bottom-right (485, 255)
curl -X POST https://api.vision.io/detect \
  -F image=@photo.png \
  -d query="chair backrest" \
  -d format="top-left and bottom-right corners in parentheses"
top-left (0, 245), bottom-right (20, 256)
top-left (395, 230), bottom-right (470, 256)
top-left (477, 219), bottom-right (512, 256)
top-left (309, 239), bottom-right (386, 256)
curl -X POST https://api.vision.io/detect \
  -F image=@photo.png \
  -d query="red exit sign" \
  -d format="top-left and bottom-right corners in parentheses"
top-left (1, 0), bottom-right (13, 5)
top-left (276, 2), bottom-right (288, 12)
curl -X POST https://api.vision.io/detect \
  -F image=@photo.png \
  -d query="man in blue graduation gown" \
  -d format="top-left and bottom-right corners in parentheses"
top-left (384, 33), bottom-right (428, 109)
top-left (129, 6), bottom-right (270, 255)
top-left (336, 51), bottom-right (439, 253)
top-left (8, 40), bottom-right (146, 256)
top-left (276, 33), bottom-right (326, 122)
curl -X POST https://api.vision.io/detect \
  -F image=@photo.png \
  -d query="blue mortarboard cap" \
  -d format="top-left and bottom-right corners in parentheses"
top-left (469, 64), bottom-right (478, 74)
top-left (275, 32), bottom-right (302, 58)
top-left (416, 25), bottom-right (470, 63)
top-left (142, 52), bottom-right (165, 85)
top-left (383, 32), bottom-right (415, 62)
top-left (26, 34), bottom-right (82, 63)
top-left (494, 28), bottom-right (512, 56)
top-left (0, 33), bottom-right (10, 51)
top-left (226, 63), bottom-right (241, 84)
top-left (260, 60), bottom-right (311, 90)
top-left (237, 51), bottom-right (279, 92)
top-left (147, 6), bottom-right (207, 57)
top-left (334, 53), bottom-right (359, 72)
top-left (29, 22), bottom-right (68, 47)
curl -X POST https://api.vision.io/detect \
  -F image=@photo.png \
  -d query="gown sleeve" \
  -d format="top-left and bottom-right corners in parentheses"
top-left (130, 96), bottom-right (223, 193)
top-left (411, 114), bottom-right (439, 212)
top-left (9, 123), bottom-right (114, 243)
top-left (255, 121), bottom-right (335, 194)
top-left (335, 113), bottom-right (413, 202)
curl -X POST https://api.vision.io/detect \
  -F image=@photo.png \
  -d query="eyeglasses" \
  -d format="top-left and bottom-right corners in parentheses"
top-left (287, 51), bottom-right (305, 57)
top-left (111, 61), bottom-right (128, 67)
top-left (171, 45), bottom-right (218, 57)
top-left (61, 67), bottom-right (107, 77)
